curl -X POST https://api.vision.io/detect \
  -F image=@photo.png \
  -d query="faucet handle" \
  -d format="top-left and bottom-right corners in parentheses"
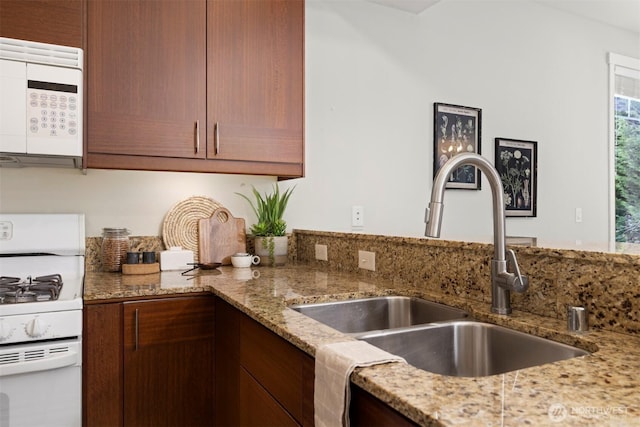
top-left (506, 249), bottom-right (529, 292)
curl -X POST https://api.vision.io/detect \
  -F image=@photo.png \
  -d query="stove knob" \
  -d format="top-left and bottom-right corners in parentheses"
top-left (0, 319), bottom-right (13, 341)
top-left (25, 317), bottom-right (48, 338)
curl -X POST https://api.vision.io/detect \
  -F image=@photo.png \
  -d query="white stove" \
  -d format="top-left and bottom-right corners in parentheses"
top-left (0, 213), bottom-right (84, 426)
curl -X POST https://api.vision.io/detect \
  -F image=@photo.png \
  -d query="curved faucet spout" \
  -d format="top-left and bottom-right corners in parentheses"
top-left (425, 153), bottom-right (529, 315)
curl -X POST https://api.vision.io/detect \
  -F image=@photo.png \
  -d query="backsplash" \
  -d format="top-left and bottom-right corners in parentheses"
top-left (293, 230), bottom-right (640, 337)
top-left (85, 230), bottom-right (639, 336)
top-left (85, 236), bottom-right (165, 272)
top-left (85, 235), bottom-right (264, 271)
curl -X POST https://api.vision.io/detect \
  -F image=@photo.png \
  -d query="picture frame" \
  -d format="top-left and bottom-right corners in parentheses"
top-left (494, 137), bottom-right (537, 217)
top-left (433, 103), bottom-right (482, 190)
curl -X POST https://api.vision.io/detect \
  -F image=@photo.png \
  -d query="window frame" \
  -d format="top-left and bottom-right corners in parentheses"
top-left (608, 52), bottom-right (640, 250)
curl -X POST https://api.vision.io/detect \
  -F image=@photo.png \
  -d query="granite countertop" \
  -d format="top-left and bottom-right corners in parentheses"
top-left (84, 265), bottom-right (639, 426)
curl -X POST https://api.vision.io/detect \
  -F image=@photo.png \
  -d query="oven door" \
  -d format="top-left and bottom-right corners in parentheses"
top-left (0, 339), bottom-right (81, 427)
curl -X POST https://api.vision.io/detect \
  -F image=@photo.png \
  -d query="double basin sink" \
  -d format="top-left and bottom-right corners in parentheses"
top-left (290, 296), bottom-right (589, 377)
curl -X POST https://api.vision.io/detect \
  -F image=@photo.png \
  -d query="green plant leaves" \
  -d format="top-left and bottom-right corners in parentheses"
top-left (236, 183), bottom-right (295, 237)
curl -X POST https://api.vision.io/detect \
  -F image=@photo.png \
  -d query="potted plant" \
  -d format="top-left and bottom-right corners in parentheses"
top-left (236, 183), bottom-right (295, 266)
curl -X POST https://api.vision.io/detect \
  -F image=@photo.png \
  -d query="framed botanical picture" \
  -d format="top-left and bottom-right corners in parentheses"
top-left (433, 103), bottom-right (482, 190)
top-left (495, 138), bottom-right (538, 217)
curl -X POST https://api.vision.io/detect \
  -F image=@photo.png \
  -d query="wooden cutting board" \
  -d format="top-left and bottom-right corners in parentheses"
top-left (198, 207), bottom-right (246, 265)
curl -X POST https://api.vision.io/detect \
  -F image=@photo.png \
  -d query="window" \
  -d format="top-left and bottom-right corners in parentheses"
top-left (609, 53), bottom-right (640, 251)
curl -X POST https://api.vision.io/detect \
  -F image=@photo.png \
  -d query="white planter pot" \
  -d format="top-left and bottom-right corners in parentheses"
top-left (254, 236), bottom-right (288, 266)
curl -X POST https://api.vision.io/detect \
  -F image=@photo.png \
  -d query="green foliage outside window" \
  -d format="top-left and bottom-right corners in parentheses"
top-left (615, 108), bottom-right (640, 243)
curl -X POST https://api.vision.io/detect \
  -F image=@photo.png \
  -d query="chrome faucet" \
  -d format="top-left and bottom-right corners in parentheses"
top-left (425, 153), bottom-right (528, 315)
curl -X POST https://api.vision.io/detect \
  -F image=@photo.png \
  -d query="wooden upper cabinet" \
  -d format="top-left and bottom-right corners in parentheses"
top-left (86, 0), bottom-right (207, 160)
top-left (86, 0), bottom-right (304, 177)
top-left (207, 0), bottom-right (304, 167)
top-left (0, 0), bottom-right (83, 48)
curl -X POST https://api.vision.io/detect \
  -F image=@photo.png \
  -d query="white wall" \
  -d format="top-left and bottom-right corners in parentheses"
top-left (287, 0), bottom-right (640, 249)
top-left (1, 0), bottom-right (638, 249)
top-left (0, 168), bottom-right (273, 236)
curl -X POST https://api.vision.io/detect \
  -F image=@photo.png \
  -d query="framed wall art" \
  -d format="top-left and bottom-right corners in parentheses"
top-left (433, 103), bottom-right (482, 190)
top-left (494, 137), bottom-right (537, 217)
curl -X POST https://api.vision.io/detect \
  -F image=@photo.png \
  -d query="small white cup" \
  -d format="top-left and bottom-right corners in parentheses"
top-left (231, 253), bottom-right (260, 268)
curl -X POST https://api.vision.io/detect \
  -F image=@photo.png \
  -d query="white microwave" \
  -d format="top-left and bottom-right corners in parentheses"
top-left (0, 37), bottom-right (83, 168)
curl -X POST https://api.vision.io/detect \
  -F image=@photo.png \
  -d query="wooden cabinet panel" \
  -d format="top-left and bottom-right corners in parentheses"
top-left (0, 0), bottom-right (83, 48)
top-left (240, 314), bottom-right (312, 424)
top-left (207, 0), bottom-right (304, 165)
top-left (214, 297), bottom-right (241, 426)
top-left (84, 296), bottom-right (215, 427)
top-left (123, 297), bottom-right (215, 349)
top-left (86, 0), bottom-right (207, 160)
top-left (239, 368), bottom-right (299, 427)
top-left (122, 297), bottom-right (215, 426)
top-left (83, 303), bottom-right (124, 427)
top-left (215, 297), bottom-right (313, 427)
top-left (350, 385), bottom-right (419, 427)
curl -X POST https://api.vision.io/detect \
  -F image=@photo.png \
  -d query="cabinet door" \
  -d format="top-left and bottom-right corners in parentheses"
top-left (123, 296), bottom-right (215, 427)
top-left (87, 0), bottom-right (206, 161)
top-left (207, 0), bottom-right (304, 169)
top-left (83, 303), bottom-right (124, 427)
top-left (0, 0), bottom-right (83, 48)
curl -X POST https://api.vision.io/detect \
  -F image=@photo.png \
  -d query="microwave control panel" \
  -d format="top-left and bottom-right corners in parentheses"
top-left (27, 80), bottom-right (79, 138)
top-left (25, 63), bottom-right (83, 157)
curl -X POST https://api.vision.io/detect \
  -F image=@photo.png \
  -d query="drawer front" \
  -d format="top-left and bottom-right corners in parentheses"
top-left (240, 316), bottom-right (305, 422)
top-left (239, 367), bottom-right (299, 427)
top-left (123, 296), bottom-right (214, 350)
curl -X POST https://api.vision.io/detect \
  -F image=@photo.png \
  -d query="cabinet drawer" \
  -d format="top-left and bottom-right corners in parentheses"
top-left (239, 368), bottom-right (299, 426)
top-left (123, 296), bottom-right (214, 350)
top-left (240, 315), bottom-right (312, 424)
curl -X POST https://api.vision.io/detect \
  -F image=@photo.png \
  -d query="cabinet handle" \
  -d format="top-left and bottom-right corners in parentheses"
top-left (134, 308), bottom-right (139, 351)
top-left (195, 120), bottom-right (200, 154)
top-left (214, 122), bottom-right (220, 155)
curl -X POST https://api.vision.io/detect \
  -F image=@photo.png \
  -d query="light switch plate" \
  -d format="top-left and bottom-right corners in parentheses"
top-left (358, 250), bottom-right (375, 271)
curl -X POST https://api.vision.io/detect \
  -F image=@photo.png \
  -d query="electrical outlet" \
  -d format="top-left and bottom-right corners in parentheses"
top-left (358, 250), bottom-right (375, 271)
top-left (315, 244), bottom-right (328, 261)
top-left (352, 206), bottom-right (364, 228)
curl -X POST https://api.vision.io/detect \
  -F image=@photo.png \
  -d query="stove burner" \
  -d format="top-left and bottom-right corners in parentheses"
top-left (0, 276), bottom-right (21, 286)
top-left (4, 291), bottom-right (37, 303)
top-left (0, 274), bottom-right (63, 304)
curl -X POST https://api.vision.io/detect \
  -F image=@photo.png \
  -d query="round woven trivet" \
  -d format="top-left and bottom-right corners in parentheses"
top-left (162, 196), bottom-right (223, 262)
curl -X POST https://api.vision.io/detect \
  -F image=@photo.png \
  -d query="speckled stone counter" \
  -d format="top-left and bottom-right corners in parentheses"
top-left (84, 265), bottom-right (639, 426)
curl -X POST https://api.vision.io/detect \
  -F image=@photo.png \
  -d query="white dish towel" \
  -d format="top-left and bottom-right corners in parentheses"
top-left (314, 340), bottom-right (406, 427)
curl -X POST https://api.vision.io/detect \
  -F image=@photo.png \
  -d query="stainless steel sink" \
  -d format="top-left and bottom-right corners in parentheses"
top-left (359, 321), bottom-right (589, 377)
top-left (289, 296), bottom-right (470, 334)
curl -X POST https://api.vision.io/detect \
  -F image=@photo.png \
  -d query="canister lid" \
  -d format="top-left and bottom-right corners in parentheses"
top-left (102, 227), bottom-right (130, 236)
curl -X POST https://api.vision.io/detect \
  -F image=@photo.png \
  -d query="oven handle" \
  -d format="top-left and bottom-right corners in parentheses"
top-left (0, 350), bottom-right (79, 377)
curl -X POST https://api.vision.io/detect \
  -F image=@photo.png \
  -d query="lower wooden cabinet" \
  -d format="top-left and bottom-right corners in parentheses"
top-left (83, 302), bottom-right (123, 426)
top-left (238, 368), bottom-right (299, 426)
top-left (83, 295), bottom-right (215, 427)
top-left (350, 384), bottom-right (419, 427)
top-left (215, 297), bottom-right (314, 426)
top-left (214, 297), bottom-right (415, 427)
top-left (85, 294), bottom-right (420, 426)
